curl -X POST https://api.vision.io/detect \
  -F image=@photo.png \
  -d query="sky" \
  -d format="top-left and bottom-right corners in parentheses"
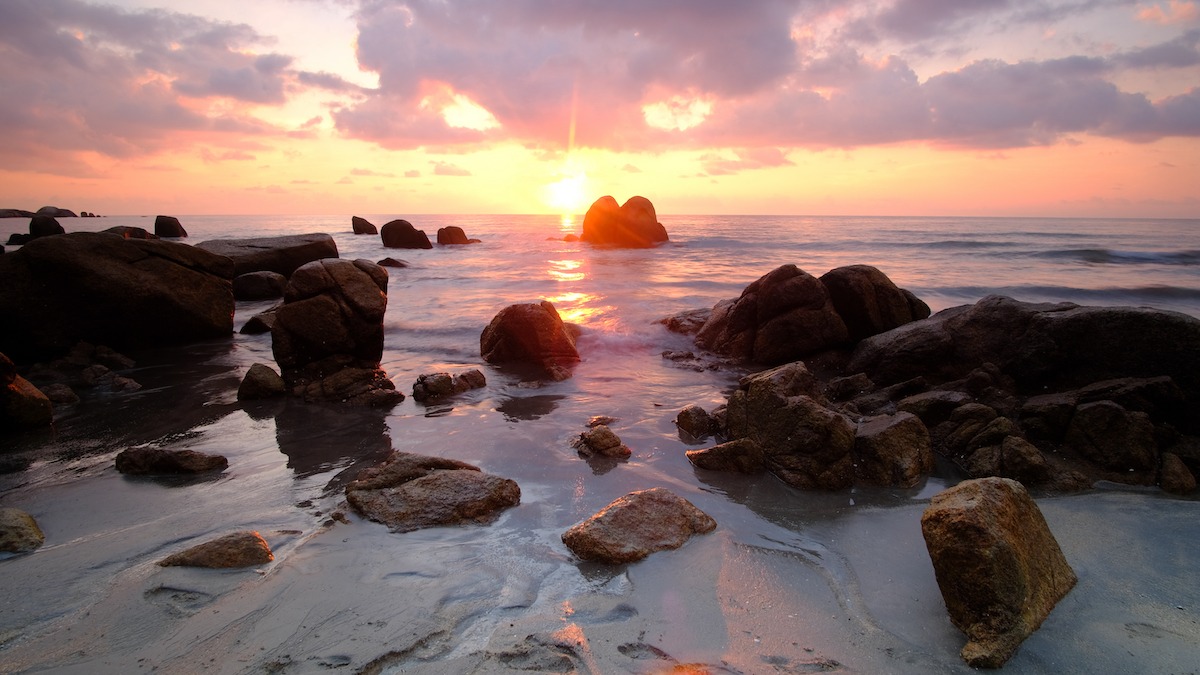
top-left (1, 0), bottom-right (1198, 217)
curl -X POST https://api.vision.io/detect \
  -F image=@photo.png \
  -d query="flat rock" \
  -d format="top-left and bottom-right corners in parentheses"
top-left (197, 233), bottom-right (338, 277)
top-left (561, 488), bottom-right (716, 564)
top-left (115, 447), bottom-right (229, 475)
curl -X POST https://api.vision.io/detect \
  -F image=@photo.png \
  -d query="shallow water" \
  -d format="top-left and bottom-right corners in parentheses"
top-left (1, 214), bottom-right (1198, 673)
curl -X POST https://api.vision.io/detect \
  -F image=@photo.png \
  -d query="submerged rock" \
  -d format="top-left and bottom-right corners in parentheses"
top-left (412, 369), bottom-right (486, 402)
top-left (480, 301), bottom-right (580, 381)
top-left (115, 447), bottom-right (229, 475)
top-left (921, 477), bottom-right (1076, 668)
top-left (0, 507), bottom-right (45, 553)
top-left (561, 488), bottom-right (716, 564)
top-left (573, 424), bottom-right (631, 459)
top-left (579, 195), bottom-right (668, 248)
top-left (159, 531), bottom-right (273, 568)
top-left (345, 451), bottom-right (520, 532)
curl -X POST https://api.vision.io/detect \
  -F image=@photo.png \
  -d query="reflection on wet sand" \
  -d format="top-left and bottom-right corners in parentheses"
top-left (273, 399), bottom-right (394, 492)
top-left (495, 394), bottom-right (565, 422)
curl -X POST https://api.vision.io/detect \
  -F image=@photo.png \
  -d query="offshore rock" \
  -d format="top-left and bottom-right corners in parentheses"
top-left (573, 424), bottom-right (631, 459)
top-left (412, 369), bottom-right (486, 402)
top-left (197, 233), bottom-right (338, 277)
top-left (436, 225), bottom-right (478, 245)
top-left (345, 451), bottom-right (520, 533)
top-left (480, 301), bottom-right (580, 381)
top-left (380, 219), bottom-right (432, 249)
top-left (159, 531), bottom-right (273, 568)
top-left (36, 206), bottom-right (77, 218)
top-left (0, 507), bottom-right (45, 553)
top-left (561, 488), bottom-right (716, 564)
top-left (154, 215), bottom-right (187, 238)
top-left (921, 478), bottom-right (1076, 668)
top-left (351, 216), bottom-right (378, 235)
top-left (30, 215), bottom-right (64, 239)
top-left (115, 447), bottom-right (228, 475)
top-left (579, 195), bottom-right (668, 248)
top-left (0, 232), bottom-right (234, 362)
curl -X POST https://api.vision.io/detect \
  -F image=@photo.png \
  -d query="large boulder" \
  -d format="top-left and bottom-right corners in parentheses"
top-left (270, 258), bottom-right (402, 406)
top-left (819, 264), bottom-right (930, 342)
top-left (159, 531), bottom-right (274, 568)
top-left (561, 488), bottom-right (716, 564)
top-left (154, 215), bottom-right (187, 238)
top-left (35, 206), bottom-right (77, 218)
top-left (29, 215), bottom-right (64, 238)
top-left (345, 451), bottom-right (520, 532)
top-left (921, 478), bottom-right (1076, 668)
top-left (480, 301), bottom-right (580, 381)
top-left (196, 233), bottom-right (339, 277)
top-left (579, 196), bottom-right (669, 248)
top-left (695, 264), bottom-right (849, 365)
top-left (380, 219), bottom-right (432, 249)
top-left (436, 226), bottom-right (477, 245)
top-left (0, 508), bottom-right (45, 553)
top-left (351, 216), bottom-right (378, 235)
top-left (0, 232), bottom-right (234, 362)
top-left (232, 271), bottom-right (287, 300)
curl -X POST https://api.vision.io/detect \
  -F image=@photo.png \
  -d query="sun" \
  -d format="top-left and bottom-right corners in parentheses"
top-left (541, 164), bottom-right (589, 215)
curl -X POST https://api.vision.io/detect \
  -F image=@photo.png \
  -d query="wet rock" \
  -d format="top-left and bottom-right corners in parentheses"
top-left (39, 382), bottom-right (79, 405)
top-left (579, 195), bottom-right (668, 248)
top-left (380, 219), bottom-right (432, 249)
top-left (232, 271), bottom-right (287, 300)
top-left (824, 373), bottom-right (874, 402)
top-left (897, 390), bottom-right (971, 427)
top-left (115, 447), bottom-right (229, 475)
top-left (480, 301), bottom-right (580, 381)
top-left (819, 264), bottom-right (930, 342)
top-left (159, 531), bottom-right (273, 568)
top-left (573, 424), bottom-right (631, 459)
top-left (412, 369), bottom-right (486, 402)
top-left (0, 232), bottom-right (234, 362)
top-left (0, 507), bottom-right (45, 553)
top-left (561, 488), bottom-right (716, 564)
top-left (964, 436), bottom-right (1052, 484)
top-left (240, 305), bottom-right (279, 334)
top-left (351, 216), bottom-right (377, 235)
top-left (436, 226), bottom-right (478, 245)
top-left (237, 363), bottom-right (286, 401)
top-left (377, 257), bottom-right (410, 268)
top-left (2, 352), bottom-right (53, 430)
top-left (658, 308), bottom-right (711, 335)
top-left (1159, 452), bottom-right (1196, 495)
top-left (921, 477), bottom-right (1077, 668)
top-left (1064, 401), bottom-right (1158, 474)
top-left (685, 438), bottom-right (765, 473)
top-left (674, 404), bottom-right (716, 440)
top-left (938, 403), bottom-right (999, 454)
top-left (853, 412), bottom-right (933, 487)
top-left (345, 451), bottom-right (520, 533)
top-left (154, 215), bottom-right (187, 238)
top-left (197, 233), bottom-right (339, 277)
top-left (1018, 392), bottom-right (1077, 442)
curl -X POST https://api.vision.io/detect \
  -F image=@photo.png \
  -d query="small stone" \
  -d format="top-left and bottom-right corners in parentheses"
top-left (159, 531), bottom-right (273, 568)
top-left (562, 488), bottom-right (716, 564)
top-left (0, 507), bottom-right (45, 553)
top-left (575, 425), bottom-right (631, 459)
top-left (115, 447), bottom-right (229, 475)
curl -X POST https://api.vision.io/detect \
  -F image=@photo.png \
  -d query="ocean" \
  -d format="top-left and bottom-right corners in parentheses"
top-left (1, 213), bottom-right (1198, 673)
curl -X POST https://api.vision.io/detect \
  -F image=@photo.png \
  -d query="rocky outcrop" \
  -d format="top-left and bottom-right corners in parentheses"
top-left (380, 219), bottom-right (432, 249)
top-left (0, 232), bottom-right (234, 362)
top-left (561, 488), bottom-right (716, 564)
top-left (686, 438), bottom-right (765, 473)
top-left (237, 363), bottom-right (286, 400)
top-left (921, 478), bottom-right (1076, 668)
top-left (0, 508), bottom-right (45, 553)
top-left (2, 352), bottom-right (53, 431)
top-left (853, 412), bottom-right (934, 487)
top-left (233, 271), bottom-right (287, 300)
top-left (480, 301), bottom-right (580, 381)
top-left (196, 233), bottom-right (339, 277)
top-left (345, 451), bottom-right (520, 532)
top-left (0, 209), bottom-right (36, 218)
top-left (30, 215), bottom-right (64, 238)
top-left (579, 196), bottom-right (669, 248)
top-left (159, 531), bottom-right (274, 568)
top-left (819, 264), bottom-right (931, 342)
top-left (270, 258), bottom-right (403, 406)
top-left (36, 206), bottom-right (76, 218)
top-left (436, 226), bottom-right (479, 245)
top-left (154, 215), bottom-right (187, 238)
top-left (412, 369), bottom-right (486, 402)
top-left (352, 216), bottom-right (378, 235)
top-left (115, 447), bottom-right (229, 475)
top-left (103, 226), bottom-right (157, 239)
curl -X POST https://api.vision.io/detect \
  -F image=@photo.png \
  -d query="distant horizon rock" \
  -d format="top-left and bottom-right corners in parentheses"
top-left (579, 195), bottom-right (668, 248)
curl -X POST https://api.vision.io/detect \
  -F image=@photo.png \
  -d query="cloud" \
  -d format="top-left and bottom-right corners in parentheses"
top-left (404, 169), bottom-right (422, 177)
top-left (701, 147), bottom-right (794, 175)
top-left (1137, 1), bottom-right (1200, 24)
top-left (431, 160), bottom-right (471, 176)
top-left (350, 168), bottom-right (395, 177)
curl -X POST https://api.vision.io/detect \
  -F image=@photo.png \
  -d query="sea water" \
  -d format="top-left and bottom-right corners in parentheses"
top-left (0, 214), bottom-right (1197, 673)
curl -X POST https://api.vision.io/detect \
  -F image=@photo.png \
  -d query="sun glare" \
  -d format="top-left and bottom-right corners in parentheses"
top-left (542, 164), bottom-right (589, 214)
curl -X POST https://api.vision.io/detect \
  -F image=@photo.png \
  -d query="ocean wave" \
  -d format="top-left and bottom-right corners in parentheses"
top-left (1034, 248), bottom-right (1200, 265)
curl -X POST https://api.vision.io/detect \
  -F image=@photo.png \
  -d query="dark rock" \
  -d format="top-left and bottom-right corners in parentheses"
top-left (0, 508), bottom-right (45, 553)
top-left (2, 352), bottom-right (53, 430)
top-left (1160, 452), bottom-right (1196, 495)
top-left (36, 206), bottom-right (77, 218)
top-left (437, 226), bottom-right (477, 245)
top-left (1063, 401), bottom-right (1158, 474)
top-left (853, 412), bottom-right (933, 487)
top-left (686, 438), bottom-right (765, 473)
top-left (377, 257), bottom-right (410, 268)
top-left (0, 209), bottom-right (36, 218)
top-left (658, 308), bottom-right (711, 336)
top-left (39, 383), bottom-right (79, 405)
top-left (103, 226), bottom-right (157, 239)
top-left (154, 215), bottom-right (187, 237)
top-left (921, 478), bottom-right (1077, 668)
top-left (561, 488), bottom-right (716, 564)
top-left (7, 233), bottom-right (32, 245)
top-left (380, 219), bottom-right (432, 249)
top-left (573, 424), bottom-right (631, 459)
top-left (1019, 393), bottom-right (1077, 442)
top-left (237, 363), bottom-right (286, 401)
top-left (197, 233), bottom-right (339, 277)
top-left (345, 451), bottom-right (520, 532)
top-left (240, 306), bottom-right (280, 335)
top-left (351, 216), bottom-right (378, 235)
top-left (939, 403), bottom-right (999, 454)
top-left (480, 301), bottom-right (580, 381)
top-left (579, 196), bottom-right (669, 248)
top-left (412, 369), bottom-right (486, 402)
top-left (29, 215), bottom-right (64, 238)
top-left (819, 264), bottom-right (930, 342)
top-left (675, 404), bottom-right (716, 440)
top-left (233, 271), bottom-right (287, 300)
top-left (159, 531), bottom-right (273, 568)
top-left (824, 373), bottom-right (875, 402)
top-left (115, 447), bottom-right (228, 475)
top-left (0, 232), bottom-right (234, 362)
top-left (897, 390), bottom-right (971, 427)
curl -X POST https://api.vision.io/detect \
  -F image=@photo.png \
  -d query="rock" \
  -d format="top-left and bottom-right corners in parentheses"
top-left (7, 233), bottom-right (32, 245)
top-left (0, 508), bottom-right (45, 553)
top-left (412, 369), bottom-right (486, 402)
top-left (159, 531), bottom-right (273, 568)
top-left (380, 219), bottom-right (432, 249)
top-left (36, 206), bottom-right (77, 218)
top-left (39, 382), bottom-right (79, 405)
top-left (675, 404), bottom-right (716, 440)
top-left (1018, 392), bottom-right (1077, 442)
top-left (377, 257), bottom-right (410, 268)
top-left (196, 233), bottom-right (339, 277)
top-left (724, 362), bottom-right (856, 490)
top-left (115, 447), bottom-right (228, 475)
top-left (240, 306), bottom-right (279, 335)
top-left (658, 308), bottom-right (711, 335)
top-left (103, 226), bottom-right (157, 239)
top-left (897, 390), bottom-right (971, 427)
top-left (345, 451), bottom-right (520, 532)
top-left (573, 424), bottom-right (631, 459)
top-left (1160, 452), bottom-right (1196, 494)
top-left (695, 264), bottom-right (849, 366)
top-left (232, 271), bottom-right (287, 300)
top-left (480, 301), bottom-right (580, 381)
top-left (0, 232), bottom-right (234, 362)
top-left (686, 438), bottom-right (766, 473)
top-left (154, 215), bottom-right (187, 237)
top-left (437, 226), bottom-right (477, 245)
top-left (271, 259), bottom-right (403, 406)
top-left (853, 412), bottom-right (933, 487)
top-left (0, 209), bottom-right (36, 218)
top-left (938, 403), bottom-right (999, 454)
top-left (819, 264), bottom-right (930, 342)
top-left (561, 488), bottom-right (716, 564)
top-left (29, 215), bottom-right (64, 238)
top-left (921, 478), bottom-right (1077, 668)
top-left (1063, 400), bottom-right (1158, 474)
top-left (2, 353), bottom-right (53, 430)
top-left (237, 363), bottom-right (286, 401)
top-left (351, 216), bottom-right (378, 235)
top-left (579, 196), bottom-right (669, 248)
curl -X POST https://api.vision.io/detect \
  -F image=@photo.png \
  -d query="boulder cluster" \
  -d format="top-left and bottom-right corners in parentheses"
top-left (579, 195), bottom-right (669, 248)
top-left (352, 216), bottom-right (481, 248)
